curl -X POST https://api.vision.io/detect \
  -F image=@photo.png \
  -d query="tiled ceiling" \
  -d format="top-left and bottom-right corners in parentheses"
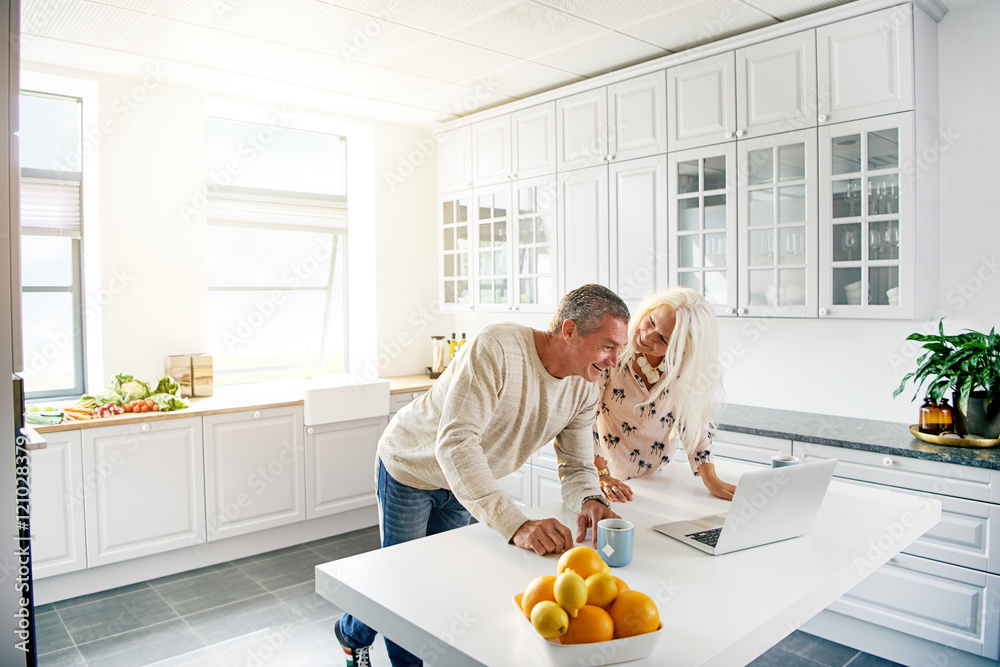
top-left (20, 0), bottom-right (864, 127)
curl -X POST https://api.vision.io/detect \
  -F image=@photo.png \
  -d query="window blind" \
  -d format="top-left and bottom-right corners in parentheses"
top-left (20, 176), bottom-right (82, 237)
top-left (207, 188), bottom-right (347, 231)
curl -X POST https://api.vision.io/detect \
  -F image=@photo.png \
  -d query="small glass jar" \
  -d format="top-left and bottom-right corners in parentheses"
top-left (938, 398), bottom-right (955, 433)
top-left (919, 398), bottom-right (949, 435)
top-left (431, 336), bottom-right (447, 375)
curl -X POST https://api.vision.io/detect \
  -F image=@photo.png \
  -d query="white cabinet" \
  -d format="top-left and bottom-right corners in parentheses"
top-left (668, 143), bottom-right (738, 316)
top-left (472, 115), bottom-right (511, 187)
top-left (558, 165), bottom-right (609, 292)
top-left (607, 72), bottom-right (667, 162)
top-left (30, 430), bottom-right (87, 578)
top-left (819, 113), bottom-right (916, 319)
top-left (305, 416), bottom-right (386, 520)
top-left (796, 441), bottom-right (1000, 662)
top-left (557, 88), bottom-right (608, 171)
top-left (473, 175), bottom-right (558, 311)
top-left (82, 417), bottom-right (206, 566)
top-left (531, 466), bottom-right (562, 508)
top-left (203, 406), bottom-right (305, 542)
top-left (817, 5), bottom-right (914, 126)
top-left (557, 74), bottom-right (666, 172)
top-left (496, 467), bottom-right (531, 510)
top-left (667, 52), bottom-right (736, 152)
top-left (512, 103), bottom-right (557, 180)
top-left (712, 431), bottom-right (791, 466)
top-left (608, 154), bottom-right (668, 306)
top-left (737, 128), bottom-right (818, 317)
top-left (437, 126), bottom-right (473, 193)
top-left (439, 191), bottom-right (473, 310)
top-left (736, 30), bottom-right (817, 139)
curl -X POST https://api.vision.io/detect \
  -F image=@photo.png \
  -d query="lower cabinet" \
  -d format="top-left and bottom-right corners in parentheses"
top-left (798, 441), bottom-right (1000, 663)
top-left (82, 417), bottom-right (206, 566)
top-left (712, 431), bottom-right (791, 466)
top-left (29, 430), bottom-right (87, 577)
top-left (203, 406), bottom-right (305, 541)
top-left (305, 416), bottom-right (386, 519)
top-left (496, 466), bottom-right (531, 510)
top-left (531, 465), bottom-right (562, 507)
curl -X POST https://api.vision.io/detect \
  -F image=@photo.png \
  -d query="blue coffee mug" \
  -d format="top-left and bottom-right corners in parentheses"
top-left (597, 518), bottom-right (634, 568)
top-left (771, 454), bottom-right (799, 468)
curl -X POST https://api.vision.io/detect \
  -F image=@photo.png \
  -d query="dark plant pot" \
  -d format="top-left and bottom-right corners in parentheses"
top-left (953, 391), bottom-right (1000, 439)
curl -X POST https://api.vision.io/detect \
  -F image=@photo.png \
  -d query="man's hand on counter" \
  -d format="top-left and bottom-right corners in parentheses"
top-left (512, 518), bottom-right (574, 555)
top-left (577, 500), bottom-right (619, 548)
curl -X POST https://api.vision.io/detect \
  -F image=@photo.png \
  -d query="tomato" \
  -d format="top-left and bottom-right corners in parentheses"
top-left (140, 405), bottom-right (150, 412)
top-left (124, 405), bottom-right (132, 412)
top-left (151, 404), bottom-right (160, 412)
top-left (145, 399), bottom-right (154, 408)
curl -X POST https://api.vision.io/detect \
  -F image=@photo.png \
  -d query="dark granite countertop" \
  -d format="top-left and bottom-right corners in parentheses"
top-left (717, 404), bottom-right (1000, 470)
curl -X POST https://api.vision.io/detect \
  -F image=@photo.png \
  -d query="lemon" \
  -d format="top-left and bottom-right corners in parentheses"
top-left (585, 572), bottom-right (619, 608)
top-left (554, 568), bottom-right (587, 618)
top-left (530, 600), bottom-right (569, 639)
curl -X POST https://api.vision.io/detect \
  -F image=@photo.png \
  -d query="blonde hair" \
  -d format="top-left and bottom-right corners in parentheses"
top-left (626, 288), bottom-right (726, 455)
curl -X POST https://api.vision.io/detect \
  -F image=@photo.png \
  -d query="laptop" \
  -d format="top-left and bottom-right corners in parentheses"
top-left (652, 458), bottom-right (838, 555)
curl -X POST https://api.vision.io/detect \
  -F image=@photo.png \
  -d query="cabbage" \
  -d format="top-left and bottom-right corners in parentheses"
top-left (153, 376), bottom-right (181, 396)
top-left (148, 393), bottom-right (190, 412)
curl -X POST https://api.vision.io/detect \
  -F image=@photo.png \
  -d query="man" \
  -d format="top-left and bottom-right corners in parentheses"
top-left (335, 284), bottom-right (630, 667)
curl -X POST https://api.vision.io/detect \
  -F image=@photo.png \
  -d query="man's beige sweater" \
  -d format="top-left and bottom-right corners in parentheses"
top-left (378, 323), bottom-right (602, 541)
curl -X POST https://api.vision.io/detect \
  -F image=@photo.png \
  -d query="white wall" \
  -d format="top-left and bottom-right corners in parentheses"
top-left (22, 61), bottom-right (438, 388)
top-left (443, 0), bottom-right (1000, 425)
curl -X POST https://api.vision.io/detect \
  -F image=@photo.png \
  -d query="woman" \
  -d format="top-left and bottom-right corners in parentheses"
top-left (593, 287), bottom-right (735, 502)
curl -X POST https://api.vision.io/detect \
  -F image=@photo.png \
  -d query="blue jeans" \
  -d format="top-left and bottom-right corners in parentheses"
top-left (338, 459), bottom-right (472, 667)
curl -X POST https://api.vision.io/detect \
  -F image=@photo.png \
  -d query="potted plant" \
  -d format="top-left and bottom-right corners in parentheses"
top-left (894, 320), bottom-right (1000, 438)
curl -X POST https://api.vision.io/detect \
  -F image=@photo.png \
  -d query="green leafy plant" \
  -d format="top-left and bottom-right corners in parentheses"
top-left (894, 319), bottom-right (1000, 415)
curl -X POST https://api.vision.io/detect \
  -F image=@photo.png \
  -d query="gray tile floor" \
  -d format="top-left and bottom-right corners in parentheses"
top-left (35, 526), bottom-right (903, 666)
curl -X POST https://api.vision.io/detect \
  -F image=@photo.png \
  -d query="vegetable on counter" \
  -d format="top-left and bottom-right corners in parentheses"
top-left (111, 374), bottom-right (152, 404)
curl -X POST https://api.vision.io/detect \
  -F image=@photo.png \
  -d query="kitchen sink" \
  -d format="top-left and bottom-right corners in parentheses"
top-left (302, 373), bottom-right (389, 425)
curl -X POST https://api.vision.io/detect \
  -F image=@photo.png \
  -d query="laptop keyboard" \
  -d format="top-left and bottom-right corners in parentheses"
top-left (686, 527), bottom-right (722, 547)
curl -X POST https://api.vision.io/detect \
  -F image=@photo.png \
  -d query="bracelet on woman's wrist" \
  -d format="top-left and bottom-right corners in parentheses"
top-left (597, 468), bottom-right (611, 477)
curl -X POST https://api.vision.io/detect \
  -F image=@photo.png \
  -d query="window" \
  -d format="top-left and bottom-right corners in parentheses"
top-left (18, 92), bottom-right (85, 399)
top-left (204, 118), bottom-right (348, 383)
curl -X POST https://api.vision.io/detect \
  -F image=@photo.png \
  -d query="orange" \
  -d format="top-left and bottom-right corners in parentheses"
top-left (557, 546), bottom-right (609, 581)
top-left (613, 576), bottom-right (630, 594)
top-left (521, 575), bottom-right (557, 619)
top-left (560, 605), bottom-right (614, 645)
top-left (608, 590), bottom-right (660, 638)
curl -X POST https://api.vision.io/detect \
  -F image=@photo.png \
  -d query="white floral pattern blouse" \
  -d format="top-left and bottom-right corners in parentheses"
top-left (593, 354), bottom-right (713, 480)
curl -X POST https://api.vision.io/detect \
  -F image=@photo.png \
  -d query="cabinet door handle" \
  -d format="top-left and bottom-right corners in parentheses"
top-left (306, 427), bottom-right (314, 434)
top-left (512, 173), bottom-right (518, 179)
top-left (737, 307), bottom-right (747, 315)
top-left (819, 308), bottom-right (828, 316)
top-left (607, 154), bottom-right (615, 161)
top-left (725, 131), bottom-right (733, 139)
top-left (726, 307), bottom-right (735, 315)
top-left (818, 115), bottom-right (827, 123)
top-left (882, 456), bottom-right (893, 467)
top-left (141, 423), bottom-right (150, 432)
top-left (735, 129), bottom-right (745, 138)
top-left (253, 411), bottom-right (261, 419)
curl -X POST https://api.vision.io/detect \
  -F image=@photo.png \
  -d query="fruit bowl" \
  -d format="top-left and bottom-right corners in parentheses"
top-left (512, 596), bottom-right (663, 666)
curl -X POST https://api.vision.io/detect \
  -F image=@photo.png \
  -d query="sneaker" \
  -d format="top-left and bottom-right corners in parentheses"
top-left (334, 617), bottom-right (371, 667)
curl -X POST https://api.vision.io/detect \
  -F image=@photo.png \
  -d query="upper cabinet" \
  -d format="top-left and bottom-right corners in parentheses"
top-left (558, 72), bottom-right (666, 171)
top-left (667, 53), bottom-right (736, 152)
top-left (817, 5), bottom-right (915, 126)
top-left (472, 116), bottom-right (511, 187)
top-left (736, 31), bottom-right (818, 139)
top-left (437, 126), bottom-right (473, 193)
top-left (512, 103), bottom-right (558, 181)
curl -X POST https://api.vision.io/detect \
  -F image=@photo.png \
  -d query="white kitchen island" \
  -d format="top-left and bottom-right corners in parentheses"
top-left (315, 459), bottom-right (940, 666)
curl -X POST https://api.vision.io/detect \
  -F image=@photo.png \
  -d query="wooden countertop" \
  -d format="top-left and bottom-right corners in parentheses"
top-left (32, 374), bottom-right (437, 434)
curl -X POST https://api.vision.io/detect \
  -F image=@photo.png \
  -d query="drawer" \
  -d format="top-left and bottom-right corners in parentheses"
top-left (796, 442), bottom-right (1000, 503)
top-left (389, 391), bottom-right (426, 414)
top-left (847, 479), bottom-right (1000, 575)
top-left (829, 553), bottom-right (1000, 660)
top-left (713, 431), bottom-right (792, 466)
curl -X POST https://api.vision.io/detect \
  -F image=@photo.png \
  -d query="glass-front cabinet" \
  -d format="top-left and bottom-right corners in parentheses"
top-left (819, 113), bottom-right (912, 319)
top-left (668, 144), bottom-right (738, 316)
top-left (464, 177), bottom-right (557, 313)
top-left (738, 129), bottom-right (818, 317)
top-left (439, 191), bottom-right (472, 309)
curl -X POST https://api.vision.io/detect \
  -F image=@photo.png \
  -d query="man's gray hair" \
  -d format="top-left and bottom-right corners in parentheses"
top-left (549, 284), bottom-right (630, 337)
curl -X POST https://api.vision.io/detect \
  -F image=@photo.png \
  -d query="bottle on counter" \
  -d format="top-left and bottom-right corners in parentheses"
top-left (938, 398), bottom-right (955, 433)
top-left (431, 336), bottom-right (447, 376)
top-left (448, 333), bottom-right (458, 362)
top-left (459, 333), bottom-right (467, 348)
top-left (919, 398), bottom-right (951, 435)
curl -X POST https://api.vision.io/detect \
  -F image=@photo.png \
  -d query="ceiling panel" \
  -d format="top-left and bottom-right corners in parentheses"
top-left (382, 38), bottom-right (522, 84)
top-left (149, 0), bottom-right (327, 40)
top-left (533, 30), bottom-right (670, 76)
top-left (348, 66), bottom-right (458, 104)
top-left (277, 5), bottom-right (436, 65)
top-left (233, 43), bottom-right (373, 91)
top-left (406, 83), bottom-right (518, 113)
top-left (532, 0), bottom-right (698, 30)
top-left (126, 16), bottom-right (267, 70)
top-left (742, 0), bottom-right (856, 21)
top-left (334, 0), bottom-right (520, 35)
top-left (620, 0), bottom-right (778, 52)
top-left (22, 0), bottom-right (144, 48)
top-left (88, 0), bottom-right (156, 9)
top-left (469, 60), bottom-right (584, 99)
top-left (446, 0), bottom-right (609, 60)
